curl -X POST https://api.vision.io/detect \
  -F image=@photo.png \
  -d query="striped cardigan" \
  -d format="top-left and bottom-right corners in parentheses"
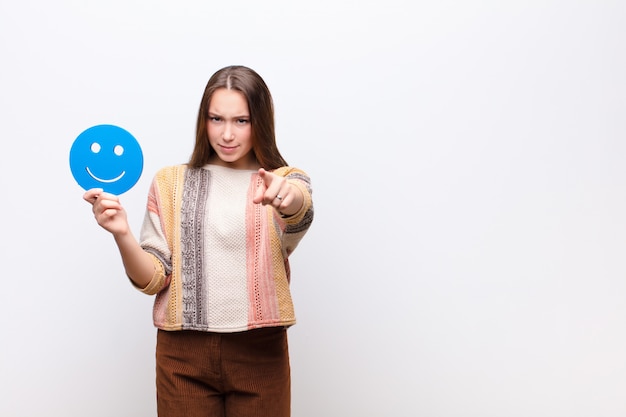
top-left (136, 164), bottom-right (313, 332)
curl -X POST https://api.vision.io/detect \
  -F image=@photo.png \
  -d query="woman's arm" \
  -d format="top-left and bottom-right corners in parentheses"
top-left (83, 188), bottom-right (155, 289)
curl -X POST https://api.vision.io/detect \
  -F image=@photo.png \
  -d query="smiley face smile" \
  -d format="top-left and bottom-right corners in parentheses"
top-left (85, 166), bottom-right (126, 183)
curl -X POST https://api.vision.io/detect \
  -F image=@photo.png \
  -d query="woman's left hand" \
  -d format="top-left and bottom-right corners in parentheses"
top-left (253, 168), bottom-right (303, 216)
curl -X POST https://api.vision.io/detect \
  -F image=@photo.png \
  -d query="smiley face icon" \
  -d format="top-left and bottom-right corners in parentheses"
top-left (69, 124), bottom-right (143, 195)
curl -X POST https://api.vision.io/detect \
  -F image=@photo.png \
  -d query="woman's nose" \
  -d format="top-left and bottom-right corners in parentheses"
top-left (222, 123), bottom-right (235, 140)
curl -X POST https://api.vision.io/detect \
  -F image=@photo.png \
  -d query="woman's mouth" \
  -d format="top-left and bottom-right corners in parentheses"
top-left (220, 144), bottom-right (238, 153)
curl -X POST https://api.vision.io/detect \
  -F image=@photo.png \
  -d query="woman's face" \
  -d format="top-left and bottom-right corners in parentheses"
top-left (206, 88), bottom-right (258, 170)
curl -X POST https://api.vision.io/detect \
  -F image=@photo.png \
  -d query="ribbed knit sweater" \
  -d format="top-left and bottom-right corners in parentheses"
top-left (136, 164), bottom-right (314, 333)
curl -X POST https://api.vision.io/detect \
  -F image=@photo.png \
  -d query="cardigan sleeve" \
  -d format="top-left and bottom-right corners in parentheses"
top-left (273, 166), bottom-right (314, 256)
top-left (134, 168), bottom-right (177, 295)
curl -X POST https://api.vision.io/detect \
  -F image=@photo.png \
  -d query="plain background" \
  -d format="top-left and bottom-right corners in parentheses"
top-left (1, 1), bottom-right (626, 416)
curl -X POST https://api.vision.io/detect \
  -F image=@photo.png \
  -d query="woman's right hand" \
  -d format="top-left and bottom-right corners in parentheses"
top-left (83, 188), bottom-right (130, 236)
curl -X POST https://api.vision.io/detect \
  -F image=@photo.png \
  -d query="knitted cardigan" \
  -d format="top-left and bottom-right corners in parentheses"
top-left (136, 164), bottom-right (314, 332)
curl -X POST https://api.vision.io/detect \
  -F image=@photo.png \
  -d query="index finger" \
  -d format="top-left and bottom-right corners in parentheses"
top-left (258, 168), bottom-right (279, 185)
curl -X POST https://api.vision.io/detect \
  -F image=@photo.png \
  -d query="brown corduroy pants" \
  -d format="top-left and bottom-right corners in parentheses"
top-left (155, 327), bottom-right (291, 417)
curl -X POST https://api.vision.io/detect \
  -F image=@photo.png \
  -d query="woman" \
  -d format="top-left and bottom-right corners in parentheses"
top-left (84, 65), bottom-right (314, 417)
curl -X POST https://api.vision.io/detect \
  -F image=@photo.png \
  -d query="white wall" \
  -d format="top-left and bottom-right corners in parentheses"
top-left (1, 1), bottom-right (625, 416)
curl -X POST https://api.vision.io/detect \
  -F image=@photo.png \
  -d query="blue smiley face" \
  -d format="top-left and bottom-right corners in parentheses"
top-left (69, 124), bottom-right (143, 195)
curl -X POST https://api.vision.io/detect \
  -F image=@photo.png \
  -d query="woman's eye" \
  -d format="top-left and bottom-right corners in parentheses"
top-left (209, 116), bottom-right (222, 122)
top-left (237, 119), bottom-right (249, 125)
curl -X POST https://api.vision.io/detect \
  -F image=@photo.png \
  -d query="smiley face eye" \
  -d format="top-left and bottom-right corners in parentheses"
top-left (91, 142), bottom-right (101, 153)
top-left (114, 145), bottom-right (124, 156)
